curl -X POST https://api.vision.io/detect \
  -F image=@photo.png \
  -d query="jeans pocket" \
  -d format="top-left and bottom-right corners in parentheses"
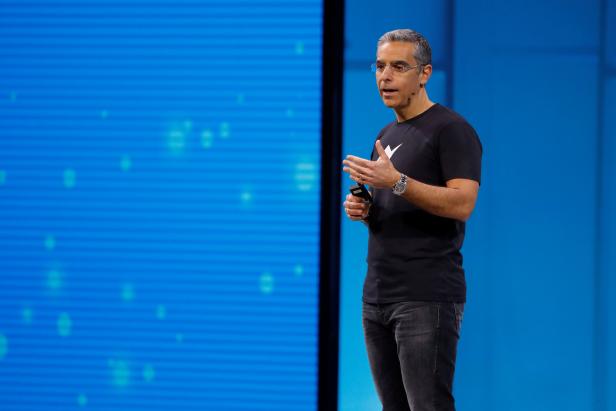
top-left (362, 302), bottom-right (381, 325)
top-left (392, 302), bottom-right (439, 337)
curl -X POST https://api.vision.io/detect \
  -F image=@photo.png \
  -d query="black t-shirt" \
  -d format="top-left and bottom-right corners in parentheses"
top-left (363, 103), bottom-right (482, 303)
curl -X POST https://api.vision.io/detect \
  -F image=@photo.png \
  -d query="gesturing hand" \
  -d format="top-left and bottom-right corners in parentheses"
top-left (342, 140), bottom-right (400, 189)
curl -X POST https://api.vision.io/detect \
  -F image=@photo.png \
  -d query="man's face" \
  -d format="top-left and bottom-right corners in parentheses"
top-left (375, 41), bottom-right (427, 110)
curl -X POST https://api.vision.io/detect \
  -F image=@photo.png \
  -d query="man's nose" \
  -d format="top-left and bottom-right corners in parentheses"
top-left (380, 65), bottom-right (394, 80)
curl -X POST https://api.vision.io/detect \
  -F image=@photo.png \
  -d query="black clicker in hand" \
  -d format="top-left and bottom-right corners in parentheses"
top-left (349, 183), bottom-right (372, 203)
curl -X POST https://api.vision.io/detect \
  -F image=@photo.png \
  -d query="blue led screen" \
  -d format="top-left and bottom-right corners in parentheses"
top-left (0, 1), bottom-right (323, 410)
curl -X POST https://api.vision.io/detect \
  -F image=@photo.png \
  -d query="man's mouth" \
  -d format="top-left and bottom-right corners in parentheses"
top-left (381, 88), bottom-right (398, 97)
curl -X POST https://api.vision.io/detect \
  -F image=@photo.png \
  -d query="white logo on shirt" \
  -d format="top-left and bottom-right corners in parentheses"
top-left (384, 143), bottom-right (403, 159)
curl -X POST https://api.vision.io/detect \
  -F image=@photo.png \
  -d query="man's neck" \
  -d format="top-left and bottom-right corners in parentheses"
top-left (394, 93), bottom-right (434, 123)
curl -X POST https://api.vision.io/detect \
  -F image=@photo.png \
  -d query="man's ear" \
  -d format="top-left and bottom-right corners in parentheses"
top-left (421, 64), bottom-right (433, 86)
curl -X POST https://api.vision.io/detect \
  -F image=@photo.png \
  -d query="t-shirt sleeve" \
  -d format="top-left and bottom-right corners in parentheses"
top-left (438, 121), bottom-right (483, 184)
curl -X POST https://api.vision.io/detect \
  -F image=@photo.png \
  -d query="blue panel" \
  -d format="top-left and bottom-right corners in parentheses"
top-left (453, 202), bottom-right (493, 409)
top-left (426, 70), bottom-right (447, 105)
top-left (608, 0), bottom-right (616, 66)
top-left (0, 1), bottom-right (322, 410)
top-left (344, 0), bottom-right (448, 64)
top-left (452, 0), bottom-right (496, 125)
top-left (481, 0), bottom-right (599, 49)
top-left (603, 76), bottom-right (616, 411)
top-left (477, 53), bottom-right (597, 411)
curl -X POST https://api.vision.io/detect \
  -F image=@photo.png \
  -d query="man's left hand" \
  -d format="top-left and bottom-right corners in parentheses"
top-left (343, 140), bottom-right (400, 189)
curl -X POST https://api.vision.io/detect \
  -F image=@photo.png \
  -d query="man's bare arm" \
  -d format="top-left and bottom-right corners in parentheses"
top-left (399, 177), bottom-right (478, 222)
top-left (342, 140), bottom-right (479, 222)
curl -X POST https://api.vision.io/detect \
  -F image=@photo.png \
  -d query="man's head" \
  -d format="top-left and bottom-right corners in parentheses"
top-left (374, 29), bottom-right (433, 113)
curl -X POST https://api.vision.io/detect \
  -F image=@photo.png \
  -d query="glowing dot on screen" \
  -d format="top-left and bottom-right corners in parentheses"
top-left (57, 312), bottom-right (72, 337)
top-left (47, 269), bottom-right (63, 290)
top-left (156, 305), bottom-right (167, 320)
top-left (122, 283), bottom-right (134, 301)
top-left (175, 333), bottom-right (184, 343)
top-left (240, 191), bottom-right (252, 203)
top-left (63, 169), bottom-right (76, 188)
top-left (9, 91), bottom-right (16, 102)
top-left (108, 359), bottom-right (131, 387)
top-left (0, 170), bottom-right (6, 185)
top-left (77, 394), bottom-right (87, 406)
top-left (219, 122), bottom-right (230, 139)
top-left (295, 41), bottom-right (305, 55)
top-left (286, 108), bottom-right (294, 118)
top-left (168, 129), bottom-right (186, 152)
top-left (22, 307), bottom-right (33, 324)
top-left (100, 110), bottom-right (108, 119)
top-left (201, 129), bottom-right (213, 148)
top-left (295, 162), bottom-right (317, 191)
top-left (44, 234), bottom-right (56, 250)
top-left (183, 120), bottom-right (192, 130)
top-left (143, 364), bottom-right (155, 382)
top-left (0, 334), bottom-right (8, 359)
top-left (294, 264), bottom-right (304, 277)
top-left (259, 272), bottom-right (274, 294)
top-left (237, 93), bottom-right (245, 104)
top-left (120, 154), bottom-right (132, 171)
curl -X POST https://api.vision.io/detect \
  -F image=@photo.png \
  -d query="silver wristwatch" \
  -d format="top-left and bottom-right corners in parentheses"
top-left (392, 173), bottom-right (408, 196)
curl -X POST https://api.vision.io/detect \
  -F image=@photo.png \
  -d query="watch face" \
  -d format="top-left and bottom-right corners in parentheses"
top-left (393, 175), bottom-right (407, 195)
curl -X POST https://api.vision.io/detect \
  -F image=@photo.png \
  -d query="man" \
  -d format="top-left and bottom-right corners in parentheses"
top-left (342, 29), bottom-right (482, 411)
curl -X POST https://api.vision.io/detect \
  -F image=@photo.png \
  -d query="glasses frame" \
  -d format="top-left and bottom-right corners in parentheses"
top-left (370, 62), bottom-right (422, 74)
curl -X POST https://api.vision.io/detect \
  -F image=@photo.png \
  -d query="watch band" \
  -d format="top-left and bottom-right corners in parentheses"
top-left (392, 173), bottom-right (408, 196)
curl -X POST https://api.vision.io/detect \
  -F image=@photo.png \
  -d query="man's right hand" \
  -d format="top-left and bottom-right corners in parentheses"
top-left (344, 193), bottom-right (370, 221)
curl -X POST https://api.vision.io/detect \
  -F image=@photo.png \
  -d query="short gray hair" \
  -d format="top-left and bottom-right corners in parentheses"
top-left (377, 29), bottom-right (432, 68)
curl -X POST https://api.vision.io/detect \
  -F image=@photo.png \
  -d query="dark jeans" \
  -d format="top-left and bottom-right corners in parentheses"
top-left (362, 301), bottom-right (464, 411)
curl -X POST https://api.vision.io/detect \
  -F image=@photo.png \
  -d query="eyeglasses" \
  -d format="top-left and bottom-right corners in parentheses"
top-left (370, 62), bottom-right (421, 74)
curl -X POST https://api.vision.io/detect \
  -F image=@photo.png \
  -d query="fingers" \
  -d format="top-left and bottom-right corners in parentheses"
top-left (342, 162), bottom-right (372, 174)
top-left (344, 155), bottom-right (372, 168)
top-left (345, 206), bottom-right (367, 220)
top-left (344, 198), bottom-right (368, 209)
top-left (343, 162), bottom-right (374, 184)
top-left (344, 199), bottom-right (367, 210)
top-left (375, 140), bottom-right (393, 165)
top-left (346, 193), bottom-right (363, 202)
top-left (344, 170), bottom-right (368, 184)
top-left (343, 169), bottom-right (361, 183)
top-left (344, 194), bottom-right (369, 220)
top-left (343, 160), bottom-right (373, 177)
top-left (375, 140), bottom-right (387, 159)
